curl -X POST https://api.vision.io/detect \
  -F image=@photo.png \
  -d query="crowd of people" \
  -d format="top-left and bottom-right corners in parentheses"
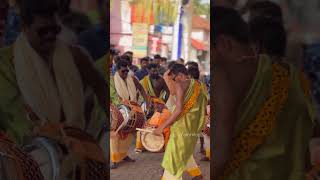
top-left (105, 49), bottom-right (211, 180)
top-left (0, 0), bottom-right (211, 179)
top-left (213, 1), bottom-right (320, 180)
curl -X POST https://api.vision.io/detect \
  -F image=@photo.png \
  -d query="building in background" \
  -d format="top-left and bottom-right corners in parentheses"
top-left (110, 0), bottom-right (133, 56)
top-left (191, 15), bottom-right (210, 75)
top-left (110, 0), bottom-right (210, 75)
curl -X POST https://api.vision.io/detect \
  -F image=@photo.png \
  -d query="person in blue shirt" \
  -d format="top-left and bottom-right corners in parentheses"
top-left (135, 57), bottom-right (150, 80)
top-left (110, 48), bottom-right (120, 75)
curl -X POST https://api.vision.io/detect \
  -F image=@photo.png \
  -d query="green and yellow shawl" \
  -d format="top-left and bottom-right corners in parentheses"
top-left (140, 75), bottom-right (166, 100)
top-left (161, 79), bottom-right (208, 177)
top-left (225, 55), bottom-right (314, 180)
top-left (0, 46), bottom-right (33, 144)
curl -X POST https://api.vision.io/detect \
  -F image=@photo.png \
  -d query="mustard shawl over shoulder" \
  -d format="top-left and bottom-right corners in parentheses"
top-left (225, 55), bottom-right (314, 180)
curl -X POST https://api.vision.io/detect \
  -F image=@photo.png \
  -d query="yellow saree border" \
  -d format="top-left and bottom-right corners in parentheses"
top-left (143, 76), bottom-right (155, 96)
top-left (221, 63), bottom-right (290, 179)
top-left (177, 80), bottom-right (201, 119)
top-left (299, 71), bottom-right (312, 99)
top-left (142, 76), bottom-right (166, 100)
top-left (187, 167), bottom-right (202, 177)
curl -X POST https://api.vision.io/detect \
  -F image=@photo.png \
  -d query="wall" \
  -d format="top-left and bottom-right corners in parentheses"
top-left (191, 29), bottom-right (205, 41)
top-left (110, 0), bottom-right (132, 54)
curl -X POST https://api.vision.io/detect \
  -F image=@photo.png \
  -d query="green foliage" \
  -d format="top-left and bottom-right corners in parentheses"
top-left (193, 0), bottom-right (210, 19)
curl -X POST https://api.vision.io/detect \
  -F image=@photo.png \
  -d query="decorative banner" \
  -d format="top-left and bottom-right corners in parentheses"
top-left (131, 0), bottom-right (179, 25)
top-left (132, 23), bottom-right (149, 58)
top-left (131, 0), bottom-right (154, 24)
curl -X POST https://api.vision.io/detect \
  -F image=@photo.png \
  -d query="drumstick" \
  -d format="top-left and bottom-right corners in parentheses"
top-left (115, 123), bottom-right (125, 134)
top-left (136, 128), bottom-right (154, 133)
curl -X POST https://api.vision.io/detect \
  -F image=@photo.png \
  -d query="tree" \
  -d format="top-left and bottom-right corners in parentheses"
top-left (193, 0), bottom-right (210, 19)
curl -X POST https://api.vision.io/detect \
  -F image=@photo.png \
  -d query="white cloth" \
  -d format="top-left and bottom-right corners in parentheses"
top-left (114, 72), bottom-right (137, 102)
top-left (166, 95), bottom-right (176, 112)
top-left (13, 33), bottom-right (85, 129)
top-left (128, 70), bottom-right (134, 76)
top-left (58, 24), bottom-right (77, 45)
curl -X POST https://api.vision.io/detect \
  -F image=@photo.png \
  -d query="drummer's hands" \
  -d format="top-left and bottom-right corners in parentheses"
top-left (153, 127), bottom-right (164, 136)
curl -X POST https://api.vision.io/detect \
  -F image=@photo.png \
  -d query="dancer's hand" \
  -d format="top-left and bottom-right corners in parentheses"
top-left (153, 127), bottom-right (163, 136)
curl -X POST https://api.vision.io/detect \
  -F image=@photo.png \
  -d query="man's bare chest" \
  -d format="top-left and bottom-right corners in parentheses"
top-left (150, 79), bottom-right (164, 94)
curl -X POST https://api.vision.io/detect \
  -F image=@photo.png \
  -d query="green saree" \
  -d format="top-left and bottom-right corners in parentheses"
top-left (226, 55), bottom-right (314, 180)
top-left (161, 79), bottom-right (208, 178)
top-left (0, 46), bottom-right (33, 144)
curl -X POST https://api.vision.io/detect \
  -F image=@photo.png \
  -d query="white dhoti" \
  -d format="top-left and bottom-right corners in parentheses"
top-left (110, 134), bottom-right (133, 163)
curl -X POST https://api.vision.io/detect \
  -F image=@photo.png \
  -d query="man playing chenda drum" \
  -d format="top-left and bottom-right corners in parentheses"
top-left (0, 0), bottom-right (109, 143)
top-left (0, 0), bottom-right (109, 178)
top-left (110, 57), bottom-right (150, 169)
top-left (141, 63), bottom-right (170, 104)
top-left (136, 63), bottom-right (170, 152)
top-left (154, 64), bottom-right (207, 180)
